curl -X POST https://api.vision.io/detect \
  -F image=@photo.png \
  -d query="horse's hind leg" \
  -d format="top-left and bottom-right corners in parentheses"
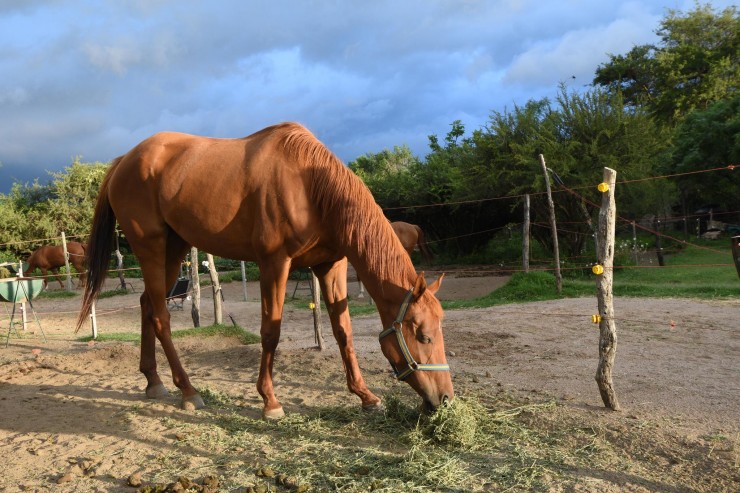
top-left (49, 268), bottom-right (65, 289)
top-left (137, 233), bottom-right (202, 410)
top-left (313, 258), bottom-right (382, 411)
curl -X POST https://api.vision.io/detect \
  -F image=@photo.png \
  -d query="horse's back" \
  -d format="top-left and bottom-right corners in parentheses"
top-left (106, 122), bottom-right (331, 260)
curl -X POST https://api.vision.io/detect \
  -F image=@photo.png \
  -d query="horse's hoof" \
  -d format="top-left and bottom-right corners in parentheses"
top-left (145, 383), bottom-right (169, 399)
top-left (262, 406), bottom-right (285, 420)
top-left (181, 393), bottom-right (205, 411)
top-left (362, 401), bottom-right (384, 413)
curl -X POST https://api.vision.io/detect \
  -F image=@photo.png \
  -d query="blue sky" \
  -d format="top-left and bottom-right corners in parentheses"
top-left (0, 0), bottom-right (734, 192)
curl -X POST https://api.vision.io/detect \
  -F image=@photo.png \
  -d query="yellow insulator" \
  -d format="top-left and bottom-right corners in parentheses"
top-left (592, 264), bottom-right (604, 275)
top-left (308, 302), bottom-right (316, 310)
top-left (591, 314), bottom-right (602, 324)
top-left (597, 182), bottom-right (610, 193)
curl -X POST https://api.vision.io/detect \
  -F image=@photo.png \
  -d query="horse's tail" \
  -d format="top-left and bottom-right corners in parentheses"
top-left (415, 225), bottom-right (434, 264)
top-left (75, 158), bottom-right (121, 332)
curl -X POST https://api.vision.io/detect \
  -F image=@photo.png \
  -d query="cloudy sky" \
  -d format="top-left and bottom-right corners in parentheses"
top-left (0, 0), bottom-right (733, 191)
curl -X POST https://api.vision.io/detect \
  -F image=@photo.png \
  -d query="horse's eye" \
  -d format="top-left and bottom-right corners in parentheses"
top-left (417, 333), bottom-right (433, 344)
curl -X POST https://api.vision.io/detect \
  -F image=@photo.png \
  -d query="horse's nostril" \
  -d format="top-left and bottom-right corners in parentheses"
top-left (441, 394), bottom-right (450, 405)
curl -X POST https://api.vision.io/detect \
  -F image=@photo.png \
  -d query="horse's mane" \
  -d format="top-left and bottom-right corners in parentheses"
top-left (276, 123), bottom-right (411, 283)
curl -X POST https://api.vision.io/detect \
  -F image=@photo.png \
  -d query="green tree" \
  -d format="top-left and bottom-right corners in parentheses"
top-left (477, 86), bottom-right (670, 258)
top-left (348, 145), bottom-right (419, 207)
top-left (594, 3), bottom-right (739, 124)
top-left (0, 159), bottom-right (109, 255)
top-left (670, 93), bottom-right (740, 214)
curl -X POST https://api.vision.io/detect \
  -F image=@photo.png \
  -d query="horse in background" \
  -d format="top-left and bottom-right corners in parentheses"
top-left (77, 122), bottom-right (452, 418)
top-left (26, 241), bottom-right (87, 289)
top-left (356, 221), bottom-right (434, 300)
top-left (391, 221), bottom-right (434, 264)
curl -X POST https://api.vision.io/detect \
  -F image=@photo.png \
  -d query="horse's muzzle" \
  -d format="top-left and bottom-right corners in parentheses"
top-left (422, 393), bottom-right (452, 414)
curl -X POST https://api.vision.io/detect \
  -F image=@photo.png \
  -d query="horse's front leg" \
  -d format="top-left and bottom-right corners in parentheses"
top-left (314, 259), bottom-right (382, 411)
top-left (256, 259), bottom-right (291, 419)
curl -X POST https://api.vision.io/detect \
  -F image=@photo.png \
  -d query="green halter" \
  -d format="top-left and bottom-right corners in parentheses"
top-left (378, 290), bottom-right (450, 381)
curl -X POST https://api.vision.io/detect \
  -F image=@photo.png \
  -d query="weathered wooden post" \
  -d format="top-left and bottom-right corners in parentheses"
top-left (631, 221), bottom-right (639, 266)
top-left (240, 261), bottom-right (248, 301)
top-left (205, 253), bottom-right (223, 325)
top-left (310, 270), bottom-right (325, 350)
top-left (90, 300), bottom-right (98, 339)
top-left (522, 194), bottom-right (530, 273)
top-left (61, 232), bottom-right (72, 291)
top-left (190, 247), bottom-right (201, 327)
top-left (731, 235), bottom-right (740, 279)
top-left (115, 231), bottom-right (128, 291)
top-left (595, 167), bottom-right (620, 411)
top-left (539, 154), bottom-right (562, 294)
top-left (653, 217), bottom-right (665, 266)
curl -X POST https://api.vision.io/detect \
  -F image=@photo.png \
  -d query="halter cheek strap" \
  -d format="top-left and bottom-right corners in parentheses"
top-left (378, 290), bottom-right (450, 381)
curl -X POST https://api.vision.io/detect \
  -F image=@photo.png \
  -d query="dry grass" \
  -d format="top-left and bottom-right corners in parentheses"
top-left (119, 388), bottom-right (739, 492)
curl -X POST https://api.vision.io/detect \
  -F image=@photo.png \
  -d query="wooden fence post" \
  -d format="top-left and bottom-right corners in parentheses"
top-left (653, 217), bottom-right (665, 266)
top-left (240, 261), bottom-right (248, 301)
top-left (205, 253), bottom-right (223, 325)
top-left (539, 154), bottom-right (562, 294)
top-left (114, 231), bottom-right (128, 291)
top-left (190, 247), bottom-right (201, 327)
top-left (61, 232), bottom-right (72, 291)
top-left (90, 300), bottom-right (98, 340)
top-left (522, 194), bottom-right (530, 273)
top-left (310, 270), bottom-right (325, 350)
top-left (631, 221), bottom-right (639, 266)
top-left (731, 235), bottom-right (740, 279)
top-left (595, 167), bottom-right (621, 411)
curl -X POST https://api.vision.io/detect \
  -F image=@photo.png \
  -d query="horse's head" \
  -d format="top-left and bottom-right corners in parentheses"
top-left (378, 273), bottom-right (454, 412)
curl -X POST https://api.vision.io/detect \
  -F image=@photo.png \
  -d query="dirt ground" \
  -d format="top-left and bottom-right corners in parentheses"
top-left (0, 271), bottom-right (737, 492)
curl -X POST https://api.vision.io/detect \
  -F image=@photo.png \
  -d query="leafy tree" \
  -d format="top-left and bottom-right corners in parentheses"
top-left (670, 93), bottom-right (740, 215)
top-left (594, 3), bottom-right (739, 124)
top-left (475, 87), bottom-right (670, 258)
top-left (0, 159), bottom-right (108, 255)
top-left (349, 145), bottom-right (419, 207)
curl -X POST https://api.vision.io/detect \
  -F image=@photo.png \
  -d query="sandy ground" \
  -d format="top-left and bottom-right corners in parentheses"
top-left (0, 271), bottom-right (738, 492)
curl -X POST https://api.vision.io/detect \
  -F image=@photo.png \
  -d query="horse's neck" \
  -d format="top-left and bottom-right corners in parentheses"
top-left (345, 247), bottom-right (416, 324)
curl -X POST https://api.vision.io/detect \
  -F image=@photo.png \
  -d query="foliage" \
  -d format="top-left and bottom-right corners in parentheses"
top-left (669, 92), bottom-right (740, 214)
top-left (0, 158), bottom-right (108, 255)
top-left (78, 324), bottom-right (260, 345)
top-left (593, 3), bottom-right (739, 125)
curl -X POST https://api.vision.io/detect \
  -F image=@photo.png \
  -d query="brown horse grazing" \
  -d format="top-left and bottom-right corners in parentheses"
top-left (391, 221), bottom-right (434, 264)
top-left (77, 122), bottom-right (453, 418)
top-left (26, 241), bottom-right (87, 289)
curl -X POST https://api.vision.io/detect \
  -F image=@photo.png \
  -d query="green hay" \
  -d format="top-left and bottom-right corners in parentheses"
top-left (121, 390), bottom-right (736, 492)
top-left (421, 397), bottom-right (486, 449)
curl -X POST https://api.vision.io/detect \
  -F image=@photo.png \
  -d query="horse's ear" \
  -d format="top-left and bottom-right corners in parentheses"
top-left (427, 273), bottom-right (444, 295)
top-left (412, 272), bottom-right (444, 299)
top-left (412, 272), bottom-right (427, 300)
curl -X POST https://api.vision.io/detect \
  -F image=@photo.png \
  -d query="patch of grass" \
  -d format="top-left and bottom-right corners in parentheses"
top-left (78, 324), bottom-right (260, 345)
top-left (37, 289), bottom-right (77, 299)
top-left (442, 242), bottom-right (739, 310)
top-left (98, 287), bottom-right (131, 299)
top-left (173, 324), bottom-right (260, 345)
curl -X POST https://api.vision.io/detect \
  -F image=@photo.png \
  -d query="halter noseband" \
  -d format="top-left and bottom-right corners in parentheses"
top-left (378, 290), bottom-right (450, 381)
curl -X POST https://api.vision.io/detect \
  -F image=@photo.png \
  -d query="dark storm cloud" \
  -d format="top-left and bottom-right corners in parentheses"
top-left (0, 0), bottom-right (733, 191)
